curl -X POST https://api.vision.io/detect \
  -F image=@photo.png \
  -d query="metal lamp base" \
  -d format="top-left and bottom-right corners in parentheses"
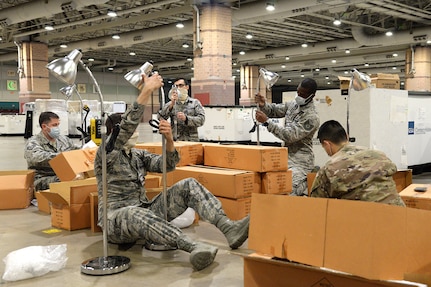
top-left (81, 255), bottom-right (131, 276)
top-left (144, 242), bottom-right (177, 251)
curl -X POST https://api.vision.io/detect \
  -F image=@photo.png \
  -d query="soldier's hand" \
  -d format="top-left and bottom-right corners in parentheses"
top-left (255, 110), bottom-right (268, 124)
top-left (158, 119), bottom-right (173, 142)
top-left (254, 93), bottom-right (266, 107)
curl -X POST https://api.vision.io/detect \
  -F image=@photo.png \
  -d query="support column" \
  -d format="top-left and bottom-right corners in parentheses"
top-left (405, 46), bottom-right (431, 92)
top-left (239, 65), bottom-right (272, 106)
top-left (191, 4), bottom-right (235, 105)
top-left (18, 42), bottom-right (51, 113)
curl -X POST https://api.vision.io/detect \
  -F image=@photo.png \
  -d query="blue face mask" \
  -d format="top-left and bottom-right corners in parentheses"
top-left (48, 126), bottom-right (61, 139)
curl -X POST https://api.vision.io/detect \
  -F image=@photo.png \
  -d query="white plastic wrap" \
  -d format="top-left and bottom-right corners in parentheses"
top-left (2, 244), bottom-right (68, 282)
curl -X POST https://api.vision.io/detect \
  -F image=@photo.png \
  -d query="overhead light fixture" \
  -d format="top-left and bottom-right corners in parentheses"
top-left (182, 43), bottom-right (189, 48)
top-left (44, 24), bottom-right (54, 31)
top-left (112, 34), bottom-right (120, 40)
top-left (239, 51), bottom-right (245, 55)
top-left (60, 44), bottom-right (68, 48)
top-left (176, 22), bottom-right (184, 28)
top-left (187, 57), bottom-right (193, 61)
top-left (301, 43), bottom-right (308, 48)
top-left (88, 58), bottom-right (95, 62)
top-left (333, 19), bottom-right (341, 26)
top-left (331, 59), bottom-right (337, 63)
top-left (345, 49), bottom-right (351, 54)
top-left (246, 33), bottom-right (253, 39)
top-left (427, 40), bottom-right (431, 44)
top-left (285, 56), bottom-right (290, 60)
top-left (364, 63), bottom-right (369, 67)
top-left (392, 53), bottom-right (398, 57)
top-left (129, 52), bottom-right (136, 56)
top-left (266, 2), bottom-right (275, 11)
top-left (281, 64), bottom-right (286, 68)
top-left (0, 36), bottom-right (2, 41)
top-left (287, 79), bottom-right (291, 83)
top-left (392, 66), bottom-right (397, 70)
top-left (108, 67), bottom-right (114, 71)
top-left (385, 31), bottom-right (393, 37)
top-left (107, 10), bottom-right (117, 17)
top-left (325, 76), bottom-right (329, 79)
top-left (315, 67), bottom-right (320, 72)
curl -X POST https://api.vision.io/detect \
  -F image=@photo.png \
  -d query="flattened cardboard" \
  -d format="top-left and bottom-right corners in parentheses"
top-left (218, 196), bottom-right (251, 220)
top-left (204, 144), bottom-right (288, 172)
top-left (244, 254), bottom-right (425, 287)
top-left (0, 170), bottom-right (34, 210)
top-left (49, 149), bottom-right (95, 181)
top-left (173, 165), bottom-right (261, 198)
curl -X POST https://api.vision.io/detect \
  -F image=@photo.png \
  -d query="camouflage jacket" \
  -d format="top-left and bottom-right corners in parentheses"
top-left (24, 132), bottom-right (79, 177)
top-left (261, 100), bottom-right (320, 173)
top-left (158, 97), bottom-right (205, 141)
top-left (310, 144), bottom-right (406, 206)
top-left (95, 101), bottom-right (180, 224)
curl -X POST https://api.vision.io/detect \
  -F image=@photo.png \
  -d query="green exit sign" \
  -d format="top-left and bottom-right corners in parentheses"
top-left (7, 80), bottom-right (17, 91)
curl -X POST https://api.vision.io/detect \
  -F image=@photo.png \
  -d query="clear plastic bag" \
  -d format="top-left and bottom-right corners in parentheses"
top-left (2, 244), bottom-right (68, 282)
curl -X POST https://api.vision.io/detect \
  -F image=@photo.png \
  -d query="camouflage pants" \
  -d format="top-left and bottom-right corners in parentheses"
top-left (106, 178), bottom-right (225, 245)
top-left (34, 174), bottom-right (60, 191)
top-left (290, 167), bottom-right (309, 197)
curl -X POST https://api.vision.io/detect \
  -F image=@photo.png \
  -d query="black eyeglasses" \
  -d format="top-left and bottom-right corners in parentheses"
top-left (176, 83), bottom-right (186, 88)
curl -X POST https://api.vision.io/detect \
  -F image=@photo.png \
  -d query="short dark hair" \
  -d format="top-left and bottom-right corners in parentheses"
top-left (300, 78), bottom-right (317, 95)
top-left (39, 111), bottom-right (59, 127)
top-left (106, 113), bottom-right (123, 136)
top-left (317, 120), bottom-right (348, 144)
top-left (174, 78), bottom-right (189, 86)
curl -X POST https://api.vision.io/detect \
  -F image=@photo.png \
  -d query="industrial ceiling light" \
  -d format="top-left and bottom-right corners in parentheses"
top-left (176, 22), bottom-right (184, 28)
top-left (364, 63), bottom-right (369, 67)
top-left (385, 31), bottom-right (393, 36)
top-left (187, 57), bottom-right (193, 61)
top-left (331, 59), bottom-right (337, 63)
top-left (246, 33), bottom-right (253, 39)
top-left (266, 2), bottom-right (275, 11)
top-left (285, 56), bottom-right (290, 60)
top-left (182, 42), bottom-right (189, 48)
top-left (44, 24), bottom-right (54, 31)
top-left (60, 44), bottom-right (68, 48)
top-left (333, 19), bottom-right (342, 26)
top-left (112, 34), bottom-right (120, 40)
top-left (107, 10), bottom-right (117, 17)
top-left (129, 51), bottom-right (136, 56)
top-left (301, 43), bottom-right (308, 48)
top-left (47, 49), bottom-right (131, 276)
top-left (239, 51), bottom-right (245, 55)
top-left (345, 49), bottom-right (350, 54)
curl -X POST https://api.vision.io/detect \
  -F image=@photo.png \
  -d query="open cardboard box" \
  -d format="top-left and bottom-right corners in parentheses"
top-left (400, 184), bottom-right (431, 210)
top-left (0, 170), bottom-right (34, 210)
top-left (249, 193), bottom-right (431, 284)
top-left (49, 148), bottom-right (97, 181)
top-left (40, 177), bottom-right (97, 230)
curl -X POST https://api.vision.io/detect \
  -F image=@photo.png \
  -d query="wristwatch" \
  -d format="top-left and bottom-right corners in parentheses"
top-left (263, 121), bottom-right (269, 127)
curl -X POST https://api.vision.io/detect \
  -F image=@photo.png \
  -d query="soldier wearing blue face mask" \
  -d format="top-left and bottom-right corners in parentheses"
top-left (255, 78), bottom-right (320, 196)
top-left (24, 111), bottom-right (80, 191)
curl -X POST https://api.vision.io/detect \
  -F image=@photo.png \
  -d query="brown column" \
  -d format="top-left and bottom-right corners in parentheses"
top-left (18, 42), bottom-right (51, 113)
top-left (191, 4), bottom-right (235, 105)
top-left (405, 46), bottom-right (431, 92)
top-left (239, 65), bottom-right (272, 106)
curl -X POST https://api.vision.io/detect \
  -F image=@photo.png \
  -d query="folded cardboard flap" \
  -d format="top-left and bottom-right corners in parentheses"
top-left (41, 177), bottom-right (97, 206)
top-left (249, 193), bottom-right (431, 282)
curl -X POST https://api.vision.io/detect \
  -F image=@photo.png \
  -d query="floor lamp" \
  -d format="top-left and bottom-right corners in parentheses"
top-left (254, 68), bottom-right (280, 145)
top-left (47, 49), bottom-right (131, 275)
top-left (347, 68), bottom-right (371, 141)
top-left (124, 65), bottom-right (175, 251)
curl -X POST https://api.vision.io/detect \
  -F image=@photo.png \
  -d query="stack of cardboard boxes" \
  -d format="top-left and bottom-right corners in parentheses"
top-left (136, 142), bottom-right (291, 220)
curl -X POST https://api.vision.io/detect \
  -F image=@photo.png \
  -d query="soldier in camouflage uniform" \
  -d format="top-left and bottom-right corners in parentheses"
top-left (310, 120), bottom-right (405, 206)
top-left (158, 78), bottom-right (205, 141)
top-left (255, 78), bottom-right (320, 196)
top-left (24, 111), bottom-right (80, 191)
top-left (95, 73), bottom-right (249, 271)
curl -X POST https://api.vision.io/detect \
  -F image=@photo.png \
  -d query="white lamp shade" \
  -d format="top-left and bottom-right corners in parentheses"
top-left (259, 68), bottom-right (280, 90)
top-left (350, 68), bottom-right (371, 91)
top-left (60, 85), bottom-right (75, 100)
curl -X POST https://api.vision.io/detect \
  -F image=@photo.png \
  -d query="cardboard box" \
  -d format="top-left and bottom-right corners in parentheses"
top-left (145, 174), bottom-right (161, 188)
top-left (35, 190), bottom-right (51, 214)
top-left (40, 177), bottom-right (97, 230)
top-left (146, 187), bottom-right (163, 200)
top-left (0, 170), bottom-right (34, 210)
top-left (135, 141), bottom-right (203, 167)
top-left (400, 184), bottom-right (431, 210)
top-left (261, 170), bottom-right (292, 194)
top-left (90, 192), bottom-right (102, 233)
top-left (173, 165), bottom-right (261, 198)
top-left (249, 193), bottom-right (431, 282)
top-left (204, 144), bottom-right (288, 172)
top-left (147, 171), bottom-right (176, 187)
top-left (218, 196), bottom-right (251, 220)
top-left (307, 169), bottom-right (413, 195)
top-left (49, 149), bottom-right (96, 181)
top-left (371, 73), bottom-right (400, 89)
top-left (244, 253), bottom-right (426, 287)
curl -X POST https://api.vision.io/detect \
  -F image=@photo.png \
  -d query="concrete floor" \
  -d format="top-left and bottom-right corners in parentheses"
top-left (0, 123), bottom-right (430, 286)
